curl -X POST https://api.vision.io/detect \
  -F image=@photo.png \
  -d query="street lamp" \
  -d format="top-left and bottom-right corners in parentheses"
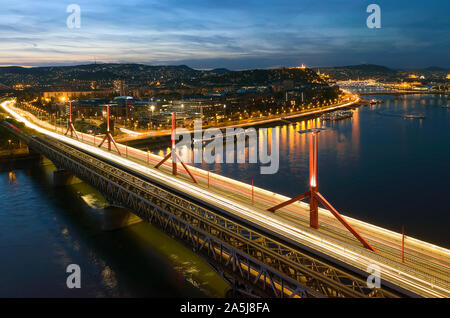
top-left (150, 105), bottom-right (155, 129)
top-left (267, 127), bottom-right (376, 252)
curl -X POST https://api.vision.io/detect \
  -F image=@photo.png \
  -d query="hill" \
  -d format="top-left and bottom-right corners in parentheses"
top-left (0, 63), bottom-right (325, 91)
top-left (0, 63), bottom-right (215, 89)
top-left (181, 67), bottom-right (326, 88)
top-left (318, 64), bottom-right (398, 81)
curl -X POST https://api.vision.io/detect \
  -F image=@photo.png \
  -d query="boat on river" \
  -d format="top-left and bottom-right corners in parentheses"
top-left (369, 98), bottom-right (383, 105)
top-left (404, 114), bottom-right (426, 119)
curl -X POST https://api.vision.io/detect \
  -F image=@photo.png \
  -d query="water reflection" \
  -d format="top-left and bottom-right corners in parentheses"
top-left (8, 170), bottom-right (16, 183)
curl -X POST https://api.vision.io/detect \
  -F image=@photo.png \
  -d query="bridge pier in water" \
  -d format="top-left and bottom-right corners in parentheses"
top-left (52, 167), bottom-right (142, 230)
top-left (101, 206), bottom-right (142, 231)
top-left (52, 169), bottom-right (83, 187)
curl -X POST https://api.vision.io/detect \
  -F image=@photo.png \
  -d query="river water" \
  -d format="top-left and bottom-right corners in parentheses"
top-left (0, 92), bottom-right (449, 297)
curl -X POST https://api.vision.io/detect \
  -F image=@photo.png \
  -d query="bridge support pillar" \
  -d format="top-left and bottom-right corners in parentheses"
top-left (310, 186), bottom-right (319, 229)
top-left (53, 169), bottom-right (83, 186)
top-left (101, 206), bottom-right (142, 231)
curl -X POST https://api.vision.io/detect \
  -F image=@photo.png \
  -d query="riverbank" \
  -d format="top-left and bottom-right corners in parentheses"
top-left (0, 123), bottom-right (41, 162)
top-left (0, 147), bottom-right (40, 161)
top-left (117, 96), bottom-right (362, 146)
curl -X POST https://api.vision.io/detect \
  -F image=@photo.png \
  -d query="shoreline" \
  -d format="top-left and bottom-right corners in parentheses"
top-left (117, 96), bottom-right (362, 145)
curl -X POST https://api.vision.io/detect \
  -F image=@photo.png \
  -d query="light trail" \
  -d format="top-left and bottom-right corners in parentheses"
top-left (119, 127), bottom-right (146, 136)
top-left (2, 99), bottom-right (449, 297)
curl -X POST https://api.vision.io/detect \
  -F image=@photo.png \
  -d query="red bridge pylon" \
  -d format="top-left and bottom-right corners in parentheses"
top-left (98, 104), bottom-right (122, 155)
top-left (64, 100), bottom-right (79, 140)
top-left (268, 128), bottom-right (376, 252)
top-left (155, 112), bottom-right (198, 184)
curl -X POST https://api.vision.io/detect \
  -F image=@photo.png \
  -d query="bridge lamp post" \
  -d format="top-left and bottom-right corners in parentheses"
top-left (154, 112), bottom-right (198, 184)
top-left (98, 104), bottom-right (122, 155)
top-left (267, 127), bottom-right (376, 252)
top-left (64, 100), bottom-right (79, 140)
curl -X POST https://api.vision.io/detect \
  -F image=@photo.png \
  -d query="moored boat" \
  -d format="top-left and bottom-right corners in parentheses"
top-left (320, 110), bottom-right (353, 121)
top-left (404, 114), bottom-right (426, 119)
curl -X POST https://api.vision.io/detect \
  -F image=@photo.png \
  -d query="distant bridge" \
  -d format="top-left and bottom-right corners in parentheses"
top-left (358, 91), bottom-right (447, 96)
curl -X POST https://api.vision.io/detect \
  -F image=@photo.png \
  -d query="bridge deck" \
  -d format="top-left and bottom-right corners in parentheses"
top-left (2, 100), bottom-right (450, 298)
top-left (113, 146), bottom-right (450, 297)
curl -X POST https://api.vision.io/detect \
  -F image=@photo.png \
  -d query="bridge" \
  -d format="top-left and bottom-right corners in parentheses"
top-left (1, 99), bottom-right (449, 298)
top-left (358, 91), bottom-right (446, 96)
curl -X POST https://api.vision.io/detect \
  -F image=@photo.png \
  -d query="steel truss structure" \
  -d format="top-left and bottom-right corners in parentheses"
top-left (3, 123), bottom-right (401, 298)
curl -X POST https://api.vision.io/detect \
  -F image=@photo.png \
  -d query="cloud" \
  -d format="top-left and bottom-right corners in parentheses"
top-left (0, 0), bottom-right (448, 68)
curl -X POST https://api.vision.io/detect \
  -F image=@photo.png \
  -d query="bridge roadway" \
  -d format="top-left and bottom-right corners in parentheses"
top-left (2, 100), bottom-right (450, 298)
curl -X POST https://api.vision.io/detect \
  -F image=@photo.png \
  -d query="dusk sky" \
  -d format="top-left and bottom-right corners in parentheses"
top-left (1, 0), bottom-right (449, 69)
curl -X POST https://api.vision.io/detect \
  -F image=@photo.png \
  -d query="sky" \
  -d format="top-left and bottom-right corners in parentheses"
top-left (0, 0), bottom-right (449, 70)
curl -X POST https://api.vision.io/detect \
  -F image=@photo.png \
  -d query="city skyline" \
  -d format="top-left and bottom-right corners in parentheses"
top-left (1, 0), bottom-right (449, 70)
